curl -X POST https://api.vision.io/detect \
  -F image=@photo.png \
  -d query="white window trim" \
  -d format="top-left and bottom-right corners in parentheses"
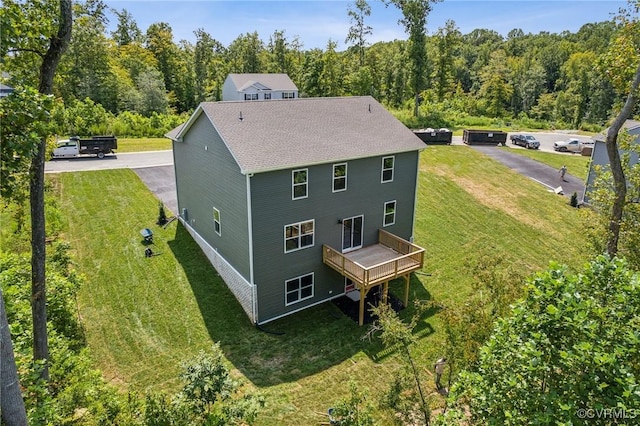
top-left (282, 92), bottom-right (295, 99)
top-left (213, 207), bottom-right (221, 236)
top-left (263, 93), bottom-right (272, 100)
top-left (292, 168), bottom-right (308, 200)
top-left (285, 272), bottom-right (314, 306)
top-left (381, 156), bottom-right (395, 183)
top-left (244, 93), bottom-right (258, 101)
top-left (284, 219), bottom-right (315, 253)
top-left (332, 162), bottom-right (347, 193)
top-left (383, 200), bottom-right (396, 227)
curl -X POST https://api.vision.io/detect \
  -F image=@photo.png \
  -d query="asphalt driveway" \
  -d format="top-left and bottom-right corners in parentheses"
top-left (133, 165), bottom-right (178, 215)
top-left (471, 146), bottom-right (585, 200)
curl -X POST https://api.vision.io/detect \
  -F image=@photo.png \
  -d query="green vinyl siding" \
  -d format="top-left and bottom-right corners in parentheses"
top-left (250, 151), bottom-right (420, 322)
top-left (173, 114), bottom-right (251, 280)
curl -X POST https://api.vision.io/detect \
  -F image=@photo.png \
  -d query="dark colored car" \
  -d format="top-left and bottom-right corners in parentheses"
top-left (510, 134), bottom-right (540, 149)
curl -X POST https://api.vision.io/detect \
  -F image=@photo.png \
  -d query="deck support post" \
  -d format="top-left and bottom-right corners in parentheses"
top-left (382, 281), bottom-right (389, 304)
top-left (358, 285), bottom-right (369, 326)
top-left (404, 274), bottom-right (410, 307)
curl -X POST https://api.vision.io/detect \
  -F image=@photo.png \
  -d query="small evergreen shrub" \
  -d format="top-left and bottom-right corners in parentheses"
top-left (570, 192), bottom-right (579, 208)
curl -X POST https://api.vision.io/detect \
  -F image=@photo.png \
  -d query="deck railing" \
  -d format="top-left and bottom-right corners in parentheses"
top-left (322, 230), bottom-right (424, 289)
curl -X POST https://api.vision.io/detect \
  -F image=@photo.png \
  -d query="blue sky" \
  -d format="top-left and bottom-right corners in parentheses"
top-left (103, 1), bottom-right (629, 49)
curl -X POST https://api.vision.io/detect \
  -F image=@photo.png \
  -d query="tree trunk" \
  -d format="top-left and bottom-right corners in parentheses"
top-left (1, 289), bottom-right (28, 426)
top-left (605, 61), bottom-right (640, 257)
top-left (30, 0), bottom-right (72, 382)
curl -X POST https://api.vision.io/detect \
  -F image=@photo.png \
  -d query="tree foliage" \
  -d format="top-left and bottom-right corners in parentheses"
top-left (451, 256), bottom-right (640, 425)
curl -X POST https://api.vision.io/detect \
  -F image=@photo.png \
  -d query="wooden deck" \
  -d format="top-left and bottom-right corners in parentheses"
top-left (323, 229), bottom-right (424, 289)
top-left (323, 230), bottom-right (425, 325)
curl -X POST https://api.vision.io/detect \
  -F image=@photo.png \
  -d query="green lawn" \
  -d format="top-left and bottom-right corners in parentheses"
top-left (54, 146), bottom-right (590, 425)
top-left (116, 137), bottom-right (171, 153)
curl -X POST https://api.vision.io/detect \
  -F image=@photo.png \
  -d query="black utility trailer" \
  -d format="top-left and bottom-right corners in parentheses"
top-left (413, 128), bottom-right (453, 145)
top-left (462, 129), bottom-right (507, 146)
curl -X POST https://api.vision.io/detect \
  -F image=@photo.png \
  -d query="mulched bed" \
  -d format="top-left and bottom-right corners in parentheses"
top-left (332, 289), bottom-right (405, 324)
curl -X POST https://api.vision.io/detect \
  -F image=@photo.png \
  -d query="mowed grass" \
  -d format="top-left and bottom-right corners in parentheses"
top-left (116, 138), bottom-right (171, 153)
top-left (54, 146), bottom-right (589, 425)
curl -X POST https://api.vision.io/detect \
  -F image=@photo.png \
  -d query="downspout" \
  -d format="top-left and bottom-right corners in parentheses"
top-left (246, 173), bottom-right (257, 322)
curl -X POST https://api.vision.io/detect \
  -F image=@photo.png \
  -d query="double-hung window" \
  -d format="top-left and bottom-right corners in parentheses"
top-left (264, 93), bottom-right (272, 100)
top-left (285, 272), bottom-right (314, 305)
top-left (213, 207), bottom-right (221, 235)
top-left (383, 201), bottom-right (396, 226)
top-left (333, 163), bottom-right (347, 192)
top-left (292, 169), bottom-right (308, 199)
top-left (284, 220), bottom-right (314, 252)
top-left (282, 92), bottom-right (295, 99)
top-left (244, 93), bottom-right (258, 101)
top-left (381, 156), bottom-right (394, 183)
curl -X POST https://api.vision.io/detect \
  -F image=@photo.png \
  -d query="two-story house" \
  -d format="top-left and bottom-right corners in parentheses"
top-left (222, 73), bottom-right (298, 101)
top-left (167, 96), bottom-right (426, 325)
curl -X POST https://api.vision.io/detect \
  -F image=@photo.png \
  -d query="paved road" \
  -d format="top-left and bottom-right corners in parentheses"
top-left (45, 150), bottom-right (173, 173)
top-left (451, 131), bottom-right (593, 154)
top-left (45, 135), bottom-right (586, 210)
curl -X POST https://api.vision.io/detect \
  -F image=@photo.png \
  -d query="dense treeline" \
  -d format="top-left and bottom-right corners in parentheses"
top-left (2, 0), bottom-right (634, 136)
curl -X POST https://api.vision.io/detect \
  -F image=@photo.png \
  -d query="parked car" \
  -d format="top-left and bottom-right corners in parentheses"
top-left (553, 138), bottom-right (587, 153)
top-left (510, 134), bottom-right (540, 149)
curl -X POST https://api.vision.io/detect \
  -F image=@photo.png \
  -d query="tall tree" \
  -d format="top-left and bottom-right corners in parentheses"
top-left (111, 8), bottom-right (142, 46)
top-left (433, 19), bottom-right (461, 102)
top-left (194, 28), bottom-right (226, 102)
top-left (58, 0), bottom-right (115, 111)
top-left (267, 29), bottom-right (289, 73)
top-left (2, 0), bottom-right (73, 383)
top-left (146, 22), bottom-right (178, 101)
top-left (389, 0), bottom-right (441, 117)
top-left (34, 0), bottom-right (72, 382)
top-left (558, 51), bottom-right (598, 128)
top-left (319, 39), bottom-right (344, 97)
top-left (345, 0), bottom-right (372, 67)
top-left (600, 0), bottom-right (640, 257)
top-left (478, 50), bottom-right (513, 117)
top-left (226, 31), bottom-right (264, 73)
top-left (301, 48), bottom-right (324, 97)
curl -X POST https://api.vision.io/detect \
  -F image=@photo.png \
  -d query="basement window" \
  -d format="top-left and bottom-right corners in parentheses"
top-left (285, 272), bottom-right (314, 305)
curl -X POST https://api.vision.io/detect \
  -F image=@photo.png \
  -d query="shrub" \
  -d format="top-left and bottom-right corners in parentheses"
top-left (570, 192), bottom-right (579, 207)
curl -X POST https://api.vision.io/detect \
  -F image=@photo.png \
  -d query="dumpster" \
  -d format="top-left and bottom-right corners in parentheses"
top-left (414, 128), bottom-right (453, 145)
top-left (463, 129), bottom-right (508, 145)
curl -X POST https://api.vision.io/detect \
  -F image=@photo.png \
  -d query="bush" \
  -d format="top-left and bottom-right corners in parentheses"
top-left (570, 192), bottom-right (579, 207)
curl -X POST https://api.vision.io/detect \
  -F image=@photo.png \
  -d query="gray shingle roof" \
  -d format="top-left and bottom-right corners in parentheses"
top-left (172, 96), bottom-right (425, 174)
top-left (227, 73), bottom-right (298, 92)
